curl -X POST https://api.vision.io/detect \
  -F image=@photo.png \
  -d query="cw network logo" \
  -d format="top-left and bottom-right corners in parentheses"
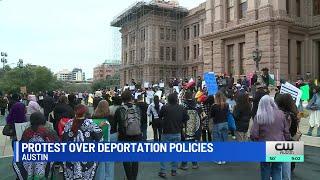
top-left (274, 142), bottom-right (295, 155)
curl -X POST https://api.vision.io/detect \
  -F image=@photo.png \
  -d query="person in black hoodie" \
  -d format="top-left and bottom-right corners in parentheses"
top-left (180, 90), bottom-right (202, 170)
top-left (158, 93), bottom-right (189, 178)
top-left (42, 91), bottom-right (55, 121)
top-left (252, 83), bottom-right (267, 119)
top-left (135, 95), bottom-right (148, 141)
top-left (233, 93), bottom-right (252, 141)
top-left (114, 90), bottom-right (142, 180)
top-left (68, 93), bottom-right (79, 110)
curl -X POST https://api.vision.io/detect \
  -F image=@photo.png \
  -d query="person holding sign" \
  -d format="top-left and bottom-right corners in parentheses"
top-left (92, 100), bottom-right (114, 180)
top-left (62, 104), bottom-right (104, 180)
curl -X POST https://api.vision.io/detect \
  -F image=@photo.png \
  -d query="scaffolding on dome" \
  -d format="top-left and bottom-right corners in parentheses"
top-left (111, 0), bottom-right (189, 84)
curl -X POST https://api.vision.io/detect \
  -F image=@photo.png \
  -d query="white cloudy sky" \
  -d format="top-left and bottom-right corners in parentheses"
top-left (0, 0), bottom-right (205, 78)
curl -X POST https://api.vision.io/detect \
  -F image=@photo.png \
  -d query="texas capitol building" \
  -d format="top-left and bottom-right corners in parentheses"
top-left (111, 0), bottom-right (320, 86)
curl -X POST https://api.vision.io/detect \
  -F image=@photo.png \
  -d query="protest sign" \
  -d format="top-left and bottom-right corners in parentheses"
top-left (280, 82), bottom-right (302, 107)
top-left (135, 92), bottom-right (142, 100)
top-left (129, 86), bottom-right (135, 90)
top-left (204, 72), bottom-right (218, 95)
top-left (144, 82), bottom-right (149, 88)
top-left (92, 119), bottom-right (110, 141)
top-left (155, 90), bottom-right (162, 98)
top-left (159, 83), bottom-right (165, 88)
top-left (300, 84), bottom-right (310, 101)
top-left (173, 86), bottom-right (180, 93)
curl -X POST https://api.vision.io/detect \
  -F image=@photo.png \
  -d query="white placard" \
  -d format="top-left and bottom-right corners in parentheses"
top-left (129, 86), bottom-right (135, 90)
top-left (280, 82), bottom-right (302, 107)
top-left (153, 84), bottom-right (159, 87)
top-left (144, 82), bottom-right (149, 88)
top-left (15, 122), bottom-right (30, 141)
top-left (39, 96), bottom-right (44, 100)
top-left (202, 81), bottom-right (206, 89)
top-left (135, 92), bottom-right (142, 100)
top-left (123, 86), bottom-right (129, 91)
top-left (155, 90), bottom-right (162, 98)
top-left (159, 83), bottom-right (165, 88)
top-left (173, 86), bottom-right (180, 93)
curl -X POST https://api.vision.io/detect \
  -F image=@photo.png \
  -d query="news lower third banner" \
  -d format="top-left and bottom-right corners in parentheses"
top-left (14, 142), bottom-right (304, 163)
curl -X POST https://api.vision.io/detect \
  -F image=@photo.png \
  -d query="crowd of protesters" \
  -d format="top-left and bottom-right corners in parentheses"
top-left (1, 68), bottom-right (320, 180)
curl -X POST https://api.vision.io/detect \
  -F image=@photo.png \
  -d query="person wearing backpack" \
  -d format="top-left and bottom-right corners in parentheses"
top-left (158, 93), bottom-right (189, 178)
top-left (180, 90), bottom-right (202, 170)
top-left (114, 90), bottom-right (142, 180)
top-left (147, 95), bottom-right (163, 141)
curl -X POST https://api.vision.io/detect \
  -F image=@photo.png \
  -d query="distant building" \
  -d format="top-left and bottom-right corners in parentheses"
top-left (93, 60), bottom-right (121, 81)
top-left (112, 0), bottom-right (320, 86)
top-left (56, 69), bottom-right (71, 81)
top-left (72, 68), bottom-right (86, 82)
top-left (56, 68), bottom-right (86, 82)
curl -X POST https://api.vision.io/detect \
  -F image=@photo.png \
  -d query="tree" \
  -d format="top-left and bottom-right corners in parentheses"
top-left (0, 64), bottom-right (62, 93)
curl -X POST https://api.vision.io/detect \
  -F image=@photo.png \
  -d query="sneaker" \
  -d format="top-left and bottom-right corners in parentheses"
top-left (180, 165), bottom-right (188, 170)
top-left (192, 164), bottom-right (199, 169)
top-left (171, 170), bottom-right (177, 176)
top-left (221, 161), bottom-right (226, 164)
top-left (232, 136), bottom-right (236, 140)
top-left (158, 172), bottom-right (166, 178)
top-left (215, 161), bottom-right (222, 165)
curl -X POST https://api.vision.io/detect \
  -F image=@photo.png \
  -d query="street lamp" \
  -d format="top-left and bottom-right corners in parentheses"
top-left (17, 59), bottom-right (23, 68)
top-left (252, 48), bottom-right (262, 71)
top-left (1, 52), bottom-right (8, 69)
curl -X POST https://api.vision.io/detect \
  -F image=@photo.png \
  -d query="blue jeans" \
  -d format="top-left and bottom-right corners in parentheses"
top-left (95, 133), bottom-right (118, 180)
top-left (160, 134), bottom-right (181, 173)
top-left (212, 122), bottom-right (228, 142)
top-left (282, 162), bottom-right (291, 180)
top-left (260, 162), bottom-right (283, 180)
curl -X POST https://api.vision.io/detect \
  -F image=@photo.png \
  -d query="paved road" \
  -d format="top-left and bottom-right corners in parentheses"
top-left (0, 146), bottom-right (319, 180)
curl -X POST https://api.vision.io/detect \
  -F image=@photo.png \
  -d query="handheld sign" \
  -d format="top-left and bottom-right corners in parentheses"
top-left (280, 82), bottom-right (302, 107)
top-left (159, 83), bottom-right (165, 88)
top-left (144, 82), bottom-right (149, 88)
top-left (300, 84), bottom-right (310, 101)
top-left (92, 119), bottom-right (110, 141)
top-left (204, 72), bottom-right (218, 95)
top-left (129, 86), bottom-right (135, 90)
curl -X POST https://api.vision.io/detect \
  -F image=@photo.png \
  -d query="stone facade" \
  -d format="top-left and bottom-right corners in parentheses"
top-left (112, 0), bottom-right (320, 86)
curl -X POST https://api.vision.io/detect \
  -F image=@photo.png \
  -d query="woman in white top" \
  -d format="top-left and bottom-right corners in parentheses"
top-left (147, 95), bottom-right (163, 141)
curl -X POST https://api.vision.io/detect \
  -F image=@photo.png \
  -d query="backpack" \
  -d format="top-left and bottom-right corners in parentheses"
top-left (123, 105), bottom-right (141, 136)
top-left (185, 109), bottom-right (201, 140)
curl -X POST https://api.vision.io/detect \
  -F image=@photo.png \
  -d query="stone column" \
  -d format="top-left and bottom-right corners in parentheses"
top-left (204, 0), bottom-right (214, 34)
top-left (213, 39), bottom-right (225, 74)
top-left (273, 0), bottom-right (286, 17)
top-left (233, 43), bottom-right (240, 77)
top-left (258, 0), bottom-right (272, 19)
top-left (273, 25), bottom-right (289, 80)
top-left (203, 40), bottom-right (213, 73)
top-left (290, 39), bottom-right (297, 81)
top-left (246, 0), bottom-right (257, 21)
top-left (214, 0), bottom-right (224, 31)
top-left (244, 31), bottom-right (257, 74)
